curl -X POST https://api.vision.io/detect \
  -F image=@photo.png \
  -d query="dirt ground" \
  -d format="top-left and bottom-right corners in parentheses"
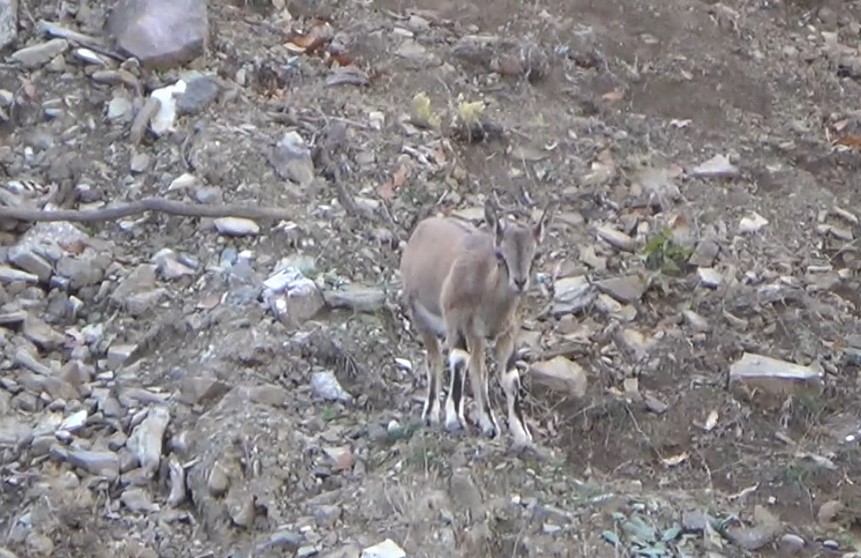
top-left (3, 0), bottom-right (861, 556)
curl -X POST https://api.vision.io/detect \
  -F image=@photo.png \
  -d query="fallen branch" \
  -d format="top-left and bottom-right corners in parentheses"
top-left (0, 198), bottom-right (293, 223)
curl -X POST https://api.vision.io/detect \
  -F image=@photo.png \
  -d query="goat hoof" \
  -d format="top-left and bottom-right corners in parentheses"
top-left (481, 424), bottom-right (498, 439)
top-left (444, 416), bottom-right (466, 435)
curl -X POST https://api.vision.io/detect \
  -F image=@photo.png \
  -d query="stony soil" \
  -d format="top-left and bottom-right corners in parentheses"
top-left (2, 0), bottom-right (861, 556)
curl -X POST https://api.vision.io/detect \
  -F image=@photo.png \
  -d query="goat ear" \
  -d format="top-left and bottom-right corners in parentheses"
top-left (484, 199), bottom-right (504, 244)
top-left (533, 202), bottom-right (554, 243)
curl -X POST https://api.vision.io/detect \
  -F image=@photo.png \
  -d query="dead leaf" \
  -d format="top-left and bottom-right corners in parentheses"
top-left (602, 90), bottom-right (624, 102)
top-left (378, 161), bottom-right (411, 200)
top-left (836, 134), bottom-right (861, 149)
top-left (326, 52), bottom-right (355, 67)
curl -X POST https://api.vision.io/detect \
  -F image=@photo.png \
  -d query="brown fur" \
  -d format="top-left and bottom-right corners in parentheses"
top-left (400, 199), bottom-right (552, 446)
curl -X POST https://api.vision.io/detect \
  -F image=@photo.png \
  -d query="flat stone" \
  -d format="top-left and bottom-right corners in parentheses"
top-left (130, 152), bottom-right (150, 174)
top-left (22, 316), bottom-right (65, 351)
top-left (176, 75), bottom-right (220, 114)
top-left (697, 267), bottom-right (723, 288)
top-left (0, 265), bottom-right (38, 284)
top-left (8, 250), bottom-right (52, 282)
top-left (11, 39), bottom-right (69, 69)
top-left (688, 239), bottom-right (719, 267)
top-left (322, 284), bottom-right (385, 313)
top-left (64, 448), bottom-right (120, 480)
top-left (596, 225), bottom-right (637, 252)
top-left (0, 416), bottom-right (33, 446)
top-left (729, 352), bottom-right (823, 396)
top-left (178, 376), bottom-right (231, 405)
top-left (121, 487), bottom-right (158, 513)
top-left (691, 154), bottom-right (737, 178)
top-left (108, 0), bottom-right (208, 68)
top-left (595, 274), bottom-right (645, 303)
top-left (107, 96), bottom-right (134, 121)
top-left (529, 356), bottom-right (587, 397)
top-left (110, 264), bottom-right (156, 307)
top-left (682, 310), bottom-right (710, 332)
top-left (778, 534), bottom-right (805, 555)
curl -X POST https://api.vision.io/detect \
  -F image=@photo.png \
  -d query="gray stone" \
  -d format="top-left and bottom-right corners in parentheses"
top-left (311, 370), bottom-right (352, 403)
top-left (126, 405), bottom-right (170, 476)
top-left (177, 376), bottom-right (231, 405)
top-left (778, 533), bottom-right (805, 555)
top-left (322, 284), bottom-right (386, 313)
top-left (552, 275), bottom-right (596, 316)
top-left (688, 239), bottom-right (719, 267)
top-left (263, 267), bottom-right (324, 325)
top-left (269, 131), bottom-right (315, 188)
top-left (596, 225), bottom-right (637, 251)
top-left (11, 39), bottom-right (69, 69)
top-left (595, 274), bottom-right (646, 303)
top-left (107, 343), bottom-right (137, 369)
top-left (22, 317), bottom-right (65, 351)
top-left (697, 267), bottom-right (723, 288)
top-left (0, 416), bottom-right (33, 446)
top-left (64, 448), bottom-right (120, 480)
top-left (7, 250), bottom-right (52, 282)
top-left (176, 76), bottom-right (220, 114)
top-left (108, 0), bottom-right (208, 68)
top-left (121, 487), bottom-right (157, 513)
top-left (529, 356), bottom-right (587, 396)
top-left (55, 252), bottom-right (108, 290)
top-left (130, 152), bottom-right (150, 174)
top-left (110, 264), bottom-right (156, 307)
top-left (107, 96), bottom-right (134, 121)
top-left (0, 265), bottom-right (38, 284)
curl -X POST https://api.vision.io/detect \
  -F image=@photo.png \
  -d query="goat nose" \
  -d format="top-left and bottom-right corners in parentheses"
top-left (514, 278), bottom-right (527, 291)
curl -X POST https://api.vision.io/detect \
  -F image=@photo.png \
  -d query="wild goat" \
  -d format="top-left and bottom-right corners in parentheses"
top-left (399, 199), bottom-right (552, 448)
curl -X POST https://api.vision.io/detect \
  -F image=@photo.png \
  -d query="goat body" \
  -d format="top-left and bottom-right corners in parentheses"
top-left (400, 201), bottom-right (550, 447)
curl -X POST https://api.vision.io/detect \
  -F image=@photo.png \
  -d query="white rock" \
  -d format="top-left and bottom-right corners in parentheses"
top-left (739, 212), bottom-right (768, 234)
top-left (691, 154), bottom-right (737, 178)
top-left (150, 80), bottom-right (187, 136)
top-left (58, 409), bottom-right (88, 433)
top-left (214, 217), bottom-right (259, 236)
top-left (0, 0), bottom-right (16, 50)
top-left (362, 539), bottom-right (406, 558)
top-left (168, 172), bottom-right (198, 191)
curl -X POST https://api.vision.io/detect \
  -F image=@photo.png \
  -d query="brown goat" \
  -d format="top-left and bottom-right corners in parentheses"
top-left (399, 199), bottom-right (552, 447)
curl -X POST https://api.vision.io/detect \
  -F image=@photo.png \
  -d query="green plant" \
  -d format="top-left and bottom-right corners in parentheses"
top-left (642, 228), bottom-right (693, 276)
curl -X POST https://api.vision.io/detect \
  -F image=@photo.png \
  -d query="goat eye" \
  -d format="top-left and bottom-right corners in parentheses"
top-left (494, 249), bottom-right (505, 262)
